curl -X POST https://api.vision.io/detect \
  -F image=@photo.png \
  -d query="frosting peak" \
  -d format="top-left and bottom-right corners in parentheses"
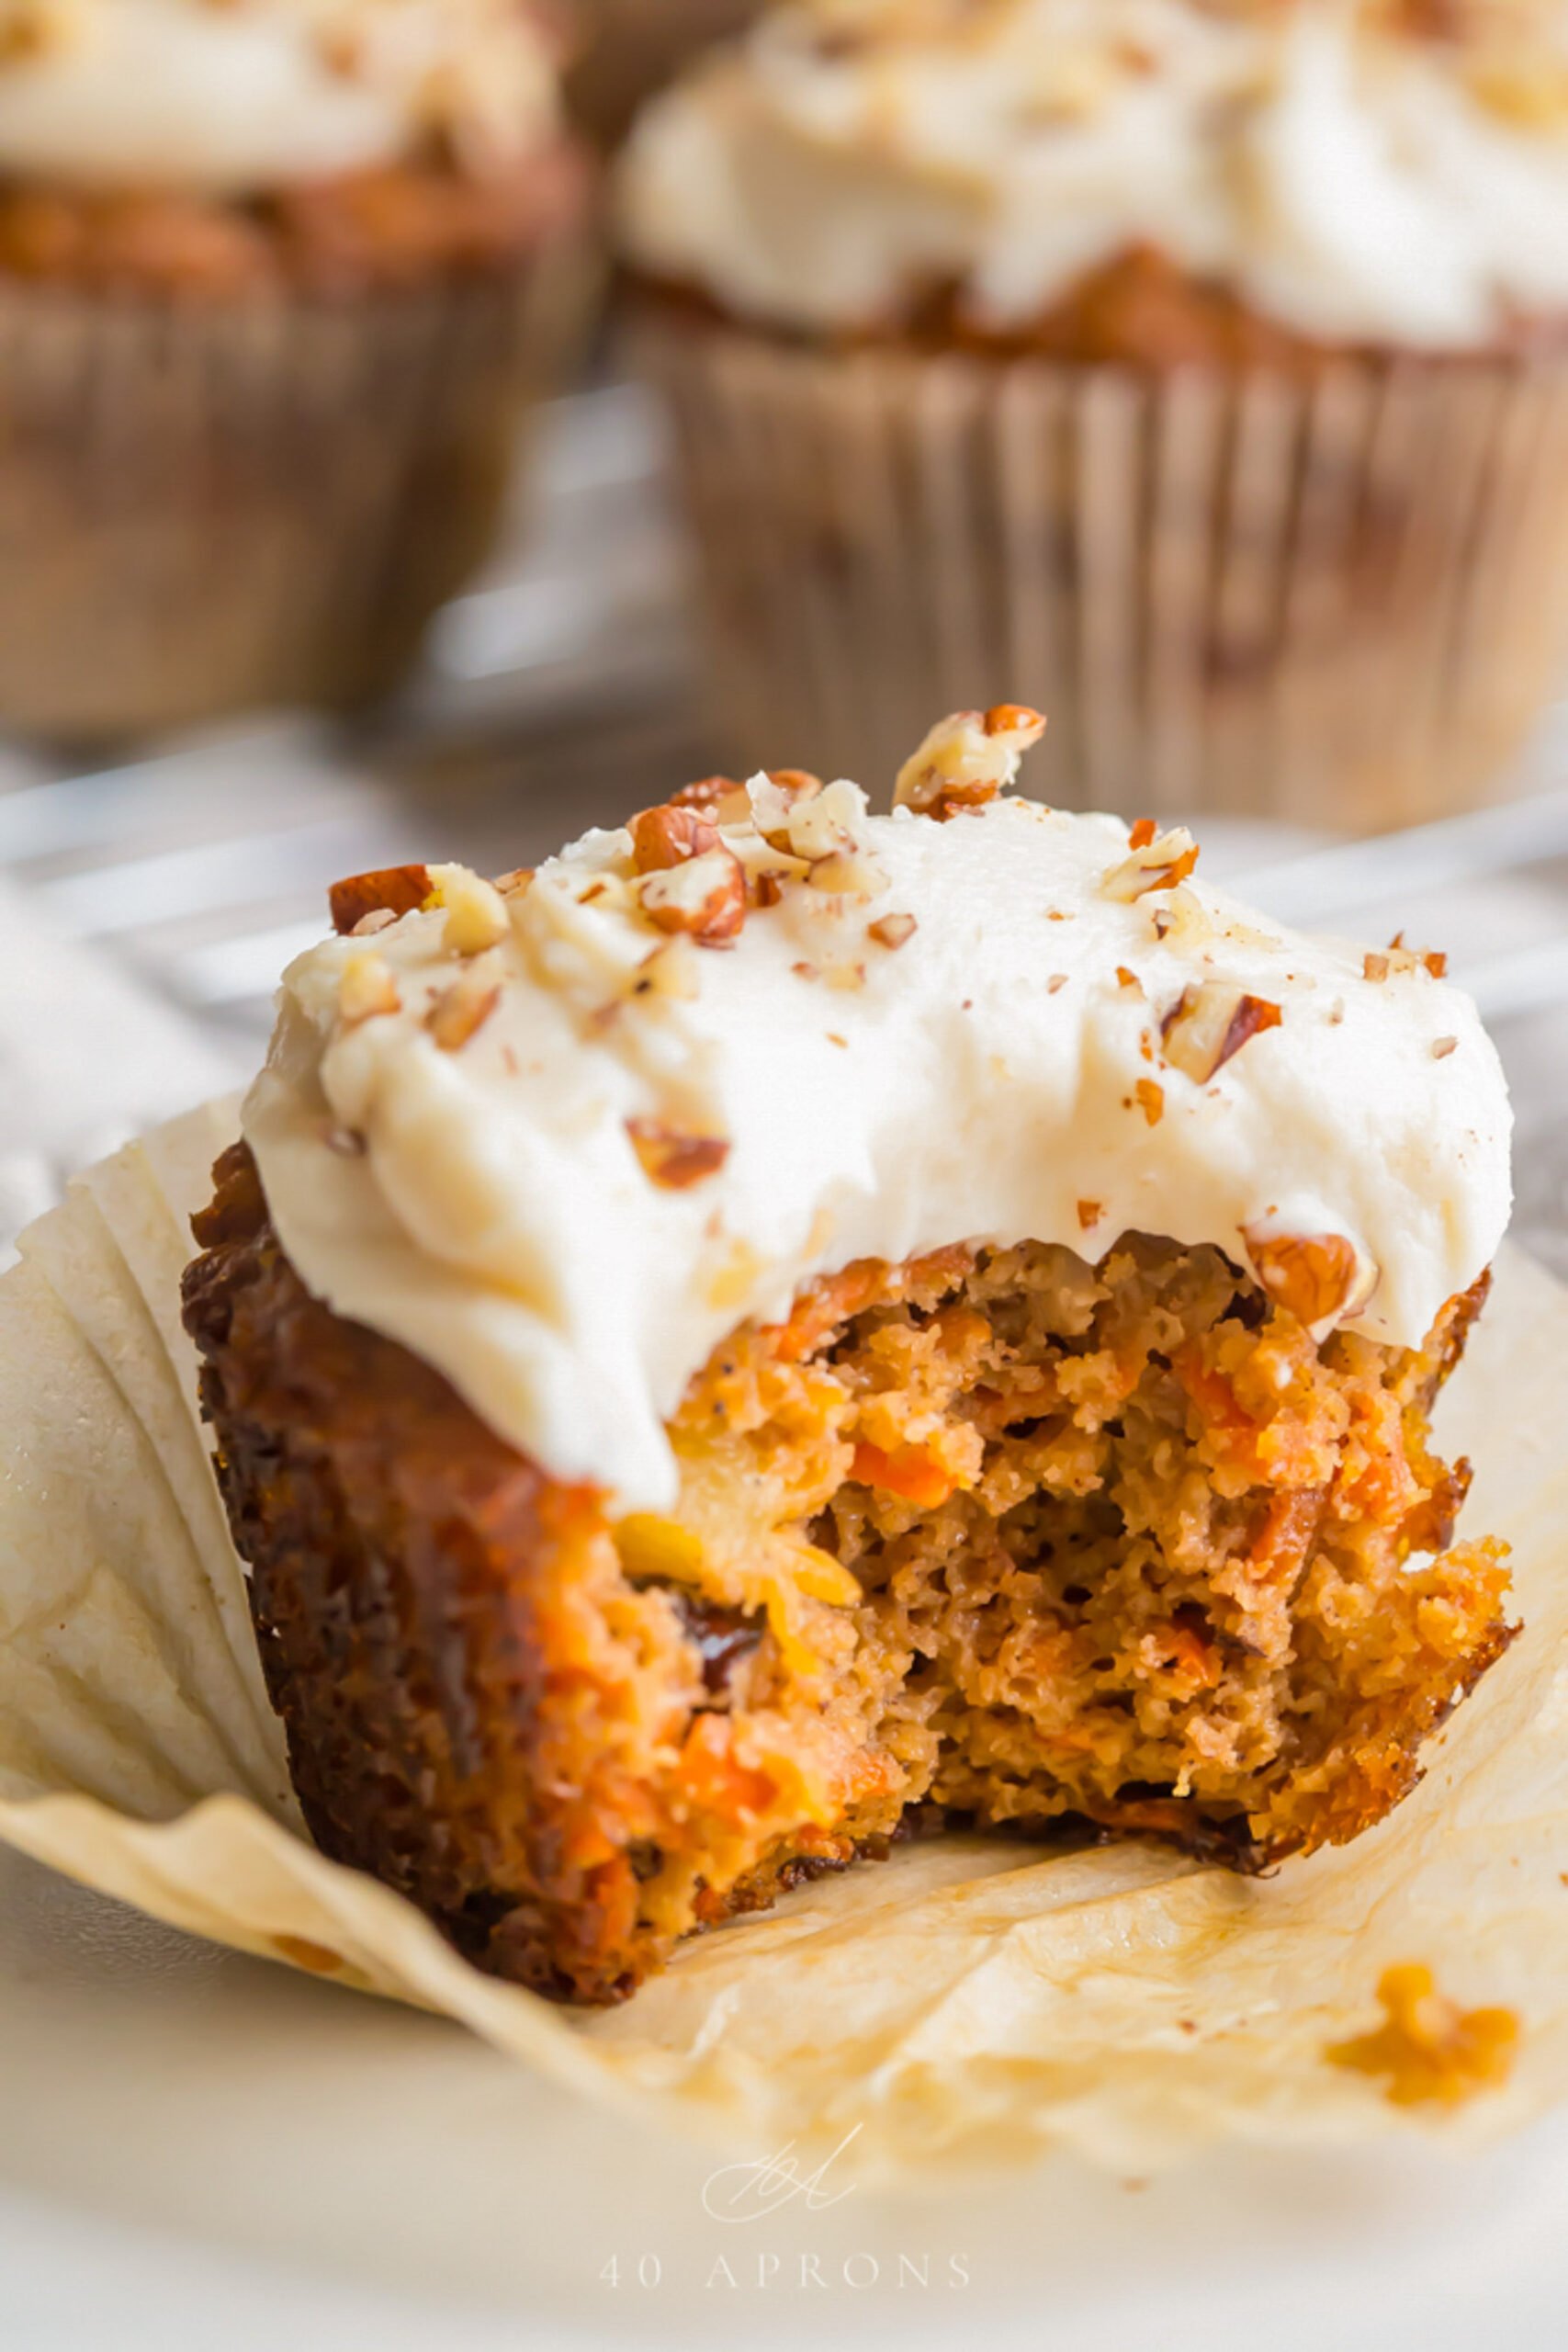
top-left (243, 719), bottom-right (1513, 1511)
top-left (616, 0), bottom-right (1568, 348)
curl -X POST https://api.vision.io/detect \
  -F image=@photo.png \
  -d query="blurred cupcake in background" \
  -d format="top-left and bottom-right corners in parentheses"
top-left (620, 0), bottom-right (1568, 829)
top-left (564, 0), bottom-right (761, 151)
top-left (0, 0), bottom-right (593, 742)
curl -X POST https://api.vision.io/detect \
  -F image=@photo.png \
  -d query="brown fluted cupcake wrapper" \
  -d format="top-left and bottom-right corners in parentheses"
top-left (634, 313), bottom-right (1568, 829)
top-left (0, 233), bottom-right (596, 744)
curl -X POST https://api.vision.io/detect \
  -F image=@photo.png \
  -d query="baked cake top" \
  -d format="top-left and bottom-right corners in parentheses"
top-left (616, 0), bottom-right (1568, 346)
top-left (244, 707), bottom-right (1512, 1510)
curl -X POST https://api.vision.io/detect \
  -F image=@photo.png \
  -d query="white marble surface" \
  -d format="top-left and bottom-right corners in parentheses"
top-left (4, 1836), bottom-right (1568, 2352)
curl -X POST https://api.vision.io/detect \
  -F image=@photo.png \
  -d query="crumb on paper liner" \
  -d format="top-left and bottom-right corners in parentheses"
top-left (2, 1104), bottom-right (1567, 2181)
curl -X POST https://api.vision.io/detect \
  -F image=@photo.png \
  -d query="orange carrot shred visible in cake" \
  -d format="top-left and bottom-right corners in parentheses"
top-left (676, 1716), bottom-right (778, 1823)
top-left (1327, 1964), bottom-right (1518, 2108)
top-left (852, 1442), bottom-right (957, 1511)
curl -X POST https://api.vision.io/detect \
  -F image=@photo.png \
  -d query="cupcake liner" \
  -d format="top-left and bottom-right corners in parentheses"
top-left (634, 315), bottom-right (1568, 827)
top-left (0, 232), bottom-right (596, 742)
top-left (0, 1109), bottom-right (1567, 2179)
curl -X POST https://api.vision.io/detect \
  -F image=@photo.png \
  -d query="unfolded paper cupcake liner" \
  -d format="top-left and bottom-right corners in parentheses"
top-left (0, 233), bottom-right (596, 743)
top-left (1, 1104), bottom-right (1567, 2179)
top-left (634, 314), bottom-right (1568, 829)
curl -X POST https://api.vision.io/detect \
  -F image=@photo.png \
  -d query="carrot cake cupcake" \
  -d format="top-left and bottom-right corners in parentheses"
top-left (183, 707), bottom-right (1515, 2003)
top-left (617, 0), bottom-right (1568, 827)
top-left (0, 0), bottom-right (592, 740)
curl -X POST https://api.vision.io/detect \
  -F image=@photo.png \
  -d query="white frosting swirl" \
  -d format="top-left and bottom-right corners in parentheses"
top-left (617, 0), bottom-right (1568, 348)
top-left (0, 0), bottom-right (561, 194)
top-left (243, 744), bottom-right (1512, 1513)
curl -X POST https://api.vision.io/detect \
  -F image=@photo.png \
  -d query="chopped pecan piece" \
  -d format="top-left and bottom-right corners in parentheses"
top-left (637, 843), bottom-right (747, 946)
top-left (1134, 1078), bottom-right (1164, 1126)
top-left (626, 1118), bottom-right (731, 1189)
top-left (1102, 826), bottom-right (1200, 901)
top-left (894, 705), bottom-right (1046, 820)
top-left (868, 911), bottom-right (918, 950)
top-left (671, 774), bottom-right (744, 813)
top-left (428, 863), bottom-right (508, 956)
top-left (629, 803), bottom-right (721, 876)
top-left (1161, 982), bottom-right (1282, 1083)
top-left (747, 769), bottom-right (824, 851)
top-left (427, 972), bottom-right (501, 1052)
top-left (1244, 1227), bottom-right (1366, 1329)
top-left (328, 863), bottom-right (432, 936)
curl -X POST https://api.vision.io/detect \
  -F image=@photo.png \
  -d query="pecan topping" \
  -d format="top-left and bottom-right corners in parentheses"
top-left (671, 774), bottom-right (744, 813)
top-left (1102, 825), bottom-right (1200, 901)
top-left (868, 911), bottom-right (918, 950)
top-left (625, 1118), bottom-right (731, 1189)
top-left (1134, 1078), bottom-right (1165, 1126)
top-left (748, 769), bottom-right (824, 852)
top-left (429, 863), bottom-right (508, 956)
top-left (329, 864), bottom-right (432, 936)
top-left (629, 803), bottom-right (720, 876)
top-left (637, 843), bottom-right (747, 946)
top-left (894, 705), bottom-right (1046, 820)
top-left (427, 972), bottom-right (501, 1052)
top-left (1161, 982), bottom-right (1282, 1084)
top-left (1244, 1227), bottom-right (1365, 1329)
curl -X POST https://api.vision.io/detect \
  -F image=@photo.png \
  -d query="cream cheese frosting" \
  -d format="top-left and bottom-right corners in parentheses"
top-left (0, 0), bottom-right (561, 193)
top-left (616, 0), bottom-right (1568, 348)
top-left (243, 711), bottom-right (1512, 1513)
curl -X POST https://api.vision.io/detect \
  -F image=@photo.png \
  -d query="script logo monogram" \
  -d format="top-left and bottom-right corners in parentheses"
top-left (700, 2126), bottom-right (863, 2223)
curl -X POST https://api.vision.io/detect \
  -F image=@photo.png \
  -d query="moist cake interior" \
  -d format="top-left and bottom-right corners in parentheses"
top-left (186, 1147), bottom-right (1512, 2004)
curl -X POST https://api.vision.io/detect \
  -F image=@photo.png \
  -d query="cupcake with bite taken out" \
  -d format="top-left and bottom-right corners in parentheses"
top-left (0, 0), bottom-right (594, 741)
top-left (618, 0), bottom-right (1568, 829)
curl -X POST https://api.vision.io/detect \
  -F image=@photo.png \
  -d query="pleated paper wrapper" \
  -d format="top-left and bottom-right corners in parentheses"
top-left (0, 229), bottom-right (595, 741)
top-left (2, 1102), bottom-right (1567, 2183)
top-left (634, 313), bottom-right (1568, 832)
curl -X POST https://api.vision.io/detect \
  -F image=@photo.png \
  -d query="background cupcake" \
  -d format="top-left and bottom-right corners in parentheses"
top-left (563, 0), bottom-right (761, 151)
top-left (619, 0), bottom-right (1568, 829)
top-left (0, 0), bottom-right (593, 742)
